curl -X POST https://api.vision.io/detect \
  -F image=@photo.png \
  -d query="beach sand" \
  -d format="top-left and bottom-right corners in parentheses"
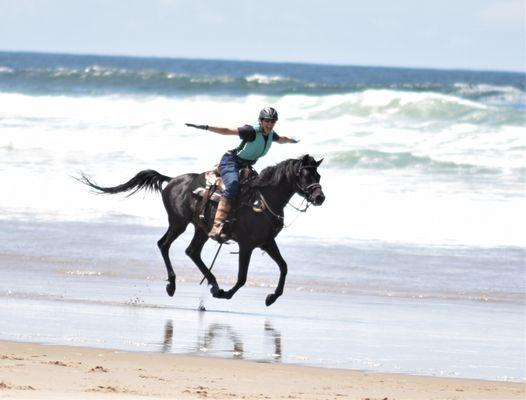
top-left (0, 341), bottom-right (523, 400)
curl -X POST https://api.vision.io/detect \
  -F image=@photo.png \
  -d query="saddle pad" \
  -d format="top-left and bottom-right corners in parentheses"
top-left (193, 187), bottom-right (223, 202)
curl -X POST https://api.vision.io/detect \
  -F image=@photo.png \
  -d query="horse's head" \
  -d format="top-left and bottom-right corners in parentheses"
top-left (294, 155), bottom-right (325, 206)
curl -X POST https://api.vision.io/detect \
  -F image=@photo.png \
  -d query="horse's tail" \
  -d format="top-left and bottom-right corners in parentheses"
top-left (78, 170), bottom-right (172, 196)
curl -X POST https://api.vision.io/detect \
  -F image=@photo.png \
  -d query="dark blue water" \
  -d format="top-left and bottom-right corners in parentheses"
top-left (0, 51), bottom-right (524, 106)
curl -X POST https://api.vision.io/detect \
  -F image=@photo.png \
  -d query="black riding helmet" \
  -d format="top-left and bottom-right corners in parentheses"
top-left (259, 107), bottom-right (278, 121)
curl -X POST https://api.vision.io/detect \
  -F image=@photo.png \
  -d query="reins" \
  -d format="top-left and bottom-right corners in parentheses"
top-left (258, 191), bottom-right (312, 229)
top-left (287, 197), bottom-right (310, 213)
top-left (257, 190), bottom-right (285, 222)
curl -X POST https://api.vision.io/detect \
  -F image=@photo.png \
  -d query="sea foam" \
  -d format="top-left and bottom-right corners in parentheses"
top-left (1, 91), bottom-right (524, 247)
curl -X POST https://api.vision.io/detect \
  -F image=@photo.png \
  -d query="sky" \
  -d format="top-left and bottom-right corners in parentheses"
top-left (0, 0), bottom-right (524, 72)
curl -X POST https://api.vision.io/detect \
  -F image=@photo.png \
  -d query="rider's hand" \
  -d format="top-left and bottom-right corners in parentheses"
top-left (185, 123), bottom-right (209, 130)
top-left (290, 138), bottom-right (300, 143)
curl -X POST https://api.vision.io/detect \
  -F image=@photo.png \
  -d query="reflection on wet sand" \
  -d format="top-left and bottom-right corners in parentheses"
top-left (160, 318), bottom-right (282, 362)
top-left (265, 320), bottom-right (282, 361)
top-left (161, 320), bottom-right (173, 353)
top-left (201, 323), bottom-right (244, 358)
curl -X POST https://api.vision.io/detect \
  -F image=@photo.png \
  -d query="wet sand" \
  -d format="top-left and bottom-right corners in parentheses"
top-left (0, 218), bottom-right (525, 382)
top-left (0, 340), bottom-right (524, 400)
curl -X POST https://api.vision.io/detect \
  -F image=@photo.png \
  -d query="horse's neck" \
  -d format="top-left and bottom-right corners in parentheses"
top-left (259, 177), bottom-right (295, 211)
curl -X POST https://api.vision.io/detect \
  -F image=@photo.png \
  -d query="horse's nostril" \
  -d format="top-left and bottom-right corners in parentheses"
top-left (316, 194), bottom-right (325, 205)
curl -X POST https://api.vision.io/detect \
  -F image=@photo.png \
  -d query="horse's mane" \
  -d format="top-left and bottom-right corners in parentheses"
top-left (250, 158), bottom-right (300, 189)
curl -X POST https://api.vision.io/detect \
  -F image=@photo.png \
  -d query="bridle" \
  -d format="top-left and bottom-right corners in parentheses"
top-left (255, 163), bottom-right (323, 231)
top-left (294, 165), bottom-right (322, 203)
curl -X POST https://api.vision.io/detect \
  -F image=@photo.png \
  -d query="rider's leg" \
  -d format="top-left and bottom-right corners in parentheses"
top-left (209, 196), bottom-right (232, 240)
top-left (209, 152), bottom-right (239, 240)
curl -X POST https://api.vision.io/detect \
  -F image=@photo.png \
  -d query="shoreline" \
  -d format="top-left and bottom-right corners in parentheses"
top-left (0, 340), bottom-right (524, 400)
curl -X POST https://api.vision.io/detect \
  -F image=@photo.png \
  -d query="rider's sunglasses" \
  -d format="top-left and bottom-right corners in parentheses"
top-left (262, 119), bottom-right (276, 123)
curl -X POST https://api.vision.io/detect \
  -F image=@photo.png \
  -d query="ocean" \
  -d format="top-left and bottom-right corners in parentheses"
top-left (0, 51), bottom-right (524, 382)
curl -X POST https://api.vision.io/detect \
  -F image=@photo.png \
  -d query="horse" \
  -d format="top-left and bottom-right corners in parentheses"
top-left (80, 154), bottom-right (325, 306)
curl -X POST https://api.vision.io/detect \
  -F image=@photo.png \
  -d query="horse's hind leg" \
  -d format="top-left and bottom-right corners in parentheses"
top-left (261, 239), bottom-right (287, 306)
top-left (158, 222), bottom-right (186, 297)
top-left (185, 227), bottom-right (220, 293)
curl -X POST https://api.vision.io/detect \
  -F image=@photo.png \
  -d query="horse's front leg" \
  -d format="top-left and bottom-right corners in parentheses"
top-left (261, 239), bottom-right (287, 306)
top-left (213, 245), bottom-right (253, 300)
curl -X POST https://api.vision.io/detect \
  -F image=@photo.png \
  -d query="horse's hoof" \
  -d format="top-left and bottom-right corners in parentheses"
top-left (210, 286), bottom-right (220, 297)
top-left (166, 281), bottom-right (176, 297)
top-left (265, 294), bottom-right (277, 307)
top-left (212, 288), bottom-right (227, 298)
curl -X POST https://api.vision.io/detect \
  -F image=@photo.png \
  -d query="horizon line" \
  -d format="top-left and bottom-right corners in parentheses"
top-left (1, 48), bottom-right (524, 75)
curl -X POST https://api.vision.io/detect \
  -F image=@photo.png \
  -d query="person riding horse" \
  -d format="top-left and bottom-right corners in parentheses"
top-left (79, 147), bottom-right (325, 305)
top-left (186, 107), bottom-right (299, 241)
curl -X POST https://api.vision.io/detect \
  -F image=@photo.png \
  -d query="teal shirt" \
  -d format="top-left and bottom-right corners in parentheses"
top-left (235, 124), bottom-right (275, 162)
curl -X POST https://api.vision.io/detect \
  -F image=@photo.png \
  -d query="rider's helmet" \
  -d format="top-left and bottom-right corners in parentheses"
top-left (259, 107), bottom-right (278, 121)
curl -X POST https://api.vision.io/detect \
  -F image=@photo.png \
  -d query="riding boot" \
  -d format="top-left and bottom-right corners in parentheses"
top-left (209, 197), bottom-right (232, 241)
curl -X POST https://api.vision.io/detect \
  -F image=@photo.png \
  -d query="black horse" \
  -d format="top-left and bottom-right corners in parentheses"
top-left (81, 154), bottom-right (325, 306)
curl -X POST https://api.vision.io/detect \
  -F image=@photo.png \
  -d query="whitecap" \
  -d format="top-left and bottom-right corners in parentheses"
top-left (245, 73), bottom-right (290, 84)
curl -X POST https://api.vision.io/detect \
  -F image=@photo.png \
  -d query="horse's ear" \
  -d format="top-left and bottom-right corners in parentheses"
top-left (316, 158), bottom-right (324, 167)
top-left (302, 154), bottom-right (310, 164)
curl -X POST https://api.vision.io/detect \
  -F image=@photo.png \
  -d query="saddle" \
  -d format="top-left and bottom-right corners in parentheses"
top-left (192, 165), bottom-right (260, 232)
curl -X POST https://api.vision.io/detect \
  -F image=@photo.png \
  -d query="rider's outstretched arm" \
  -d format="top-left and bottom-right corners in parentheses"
top-left (207, 126), bottom-right (239, 135)
top-left (185, 123), bottom-right (238, 136)
top-left (277, 136), bottom-right (300, 144)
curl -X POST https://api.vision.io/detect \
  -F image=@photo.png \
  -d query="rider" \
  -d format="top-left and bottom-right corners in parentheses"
top-left (186, 107), bottom-right (299, 241)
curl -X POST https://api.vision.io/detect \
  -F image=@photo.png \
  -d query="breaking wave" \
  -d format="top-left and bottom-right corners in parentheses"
top-left (326, 149), bottom-right (501, 174)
